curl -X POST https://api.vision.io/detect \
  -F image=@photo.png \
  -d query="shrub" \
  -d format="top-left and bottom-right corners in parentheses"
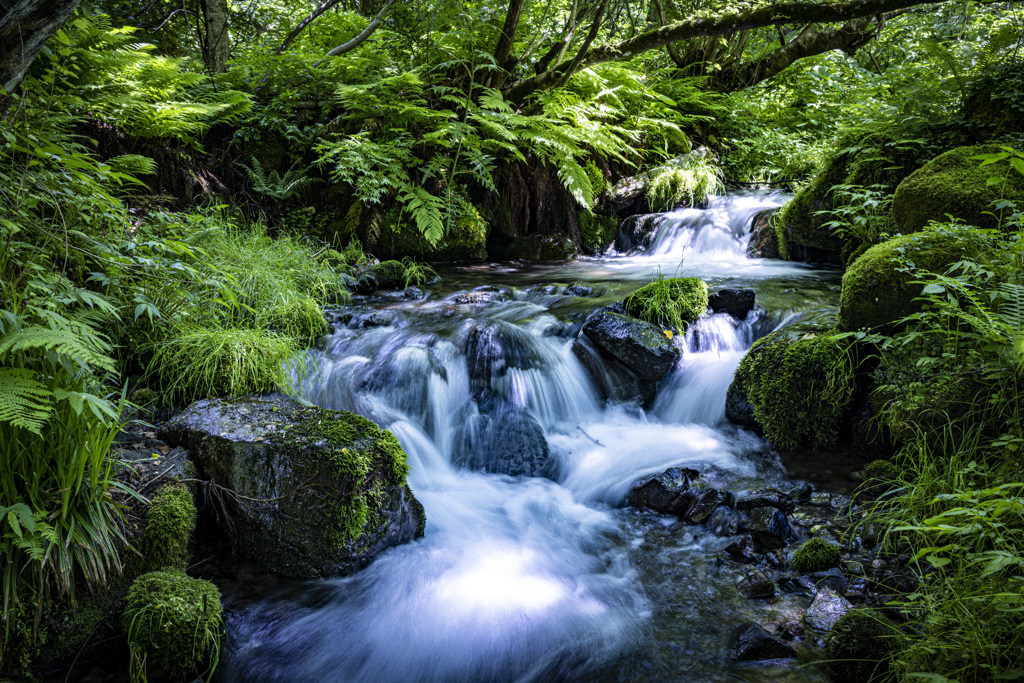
top-left (623, 277), bottom-right (709, 332)
top-left (124, 571), bottom-right (223, 682)
top-left (791, 537), bottom-right (843, 573)
top-left (646, 155), bottom-right (722, 212)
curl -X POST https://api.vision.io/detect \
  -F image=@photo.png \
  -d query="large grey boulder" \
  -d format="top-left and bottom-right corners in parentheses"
top-left (160, 394), bottom-right (425, 579)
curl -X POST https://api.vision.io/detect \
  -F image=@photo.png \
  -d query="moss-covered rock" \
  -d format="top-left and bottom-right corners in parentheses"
top-left (503, 234), bottom-right (578, 262)
top-left (824, 609), bottom-right (899, 683)
top-left (732, 330), bottom-right (856, 450)
top-left (143, 483), bottom-right (196, 571)
top-left (264, 294), bottom-right (328, 345)
top-left (893, 145), bottom-right (1024, 234)
top-left (374, 212), bottom-right (487, 262)
top-left (791, 537), bottom-right (842, 573)
top-left (124, 570), bottom-right (223, 681)
top-left (160, 394), bottom-right (425, 578)
top-left (579, 212), bottom-right (620, 254)
top-left (623, 277), bottom-right (709, 332)
top-left (838, 224), bottom-right (990, 331)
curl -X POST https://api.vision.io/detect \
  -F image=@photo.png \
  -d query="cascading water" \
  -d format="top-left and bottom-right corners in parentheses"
top-left (220, 192), bottom-right (837, 683)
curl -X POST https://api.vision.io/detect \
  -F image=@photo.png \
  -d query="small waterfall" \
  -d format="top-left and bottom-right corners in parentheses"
top-left (646, 191), bottom-right (789, 259)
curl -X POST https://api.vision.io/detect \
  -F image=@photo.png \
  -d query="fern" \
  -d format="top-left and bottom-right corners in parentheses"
top-left (0, 369), bottom-right (51, 434)
top-left (242, 157), bottom-right (318, 200)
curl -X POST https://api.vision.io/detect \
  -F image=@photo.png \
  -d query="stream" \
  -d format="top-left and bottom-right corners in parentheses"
top-left (219, 192), bottom-right (846, 683)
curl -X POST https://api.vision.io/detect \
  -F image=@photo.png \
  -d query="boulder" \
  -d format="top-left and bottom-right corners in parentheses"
top-left (160, 394), bottom-right (425, 579)
top-left (629, 467), bottom-right (700, 515)
top-left (724, 380), bottom-right (759, 430)
top-left (726, 622), bottom-right (796, 662)
top-left (504, 234), bottom-right (578, 262)
top-left (454, 408), bottom-right (552, 478)
top-left (809, 568), bottom-right (850, 595)
top-left (571, 338), bottom-right (652, 405)
top-left (736, 488), bottom-right (795, 514)
top-left (684, 487), bottom-right (734, 524)
top-left (743, 506), bottom-right (797, 551)
top-left (737, 571), bottom-right (776, 599)
top-left (838, 224), bottom-right (991, 332)
top-left (616, 214), bottom-right (664, 252)
top-left (708, 289), bottom-right (756, 319)
top-left (354, 260), bottom-right (407, 294)
top-left (582, 311), bottom-right (681, 384)
top-left (746, 209), bottom-right (782, 259)
top-left (724, 536), bottom-right (761, 564)
top-left (804, 589), bottom-right (853, 632)
top-left (825, 610), bottom-right (899, 683)
top-left (893, 145), bottom-right (1024, 235)
top-left (374, 214), bottom-right (487, 263)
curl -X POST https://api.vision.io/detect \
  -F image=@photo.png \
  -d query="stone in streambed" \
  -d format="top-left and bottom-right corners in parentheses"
top-left (581, 310), bottom-right (681, 384)
top-left (708, 289), bottom-right (756, 319)
top-left (727, 622), bottom-right (796, 661)
top-left (737, 570), bottom-right (776, 598)
top-left (744, 506), bottom-right (797, 551)
top-left (160, 394), bottom-right (425, 579)
top-left (804, 588), bottom-right (853, 632)
top-left (683, 487), bottom-right (734, 524)
top-left (736, 487), bottom-right (795, 513)
top-left (629, 467), bottom-right (700, 515)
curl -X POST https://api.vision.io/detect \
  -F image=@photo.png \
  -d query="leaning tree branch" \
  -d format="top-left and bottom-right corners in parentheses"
top-left (321, 0), bottom-right (394, 59)
top-left (274, 0), bottom-right (345, 56)
top-left (505, 0), bottom-right (1020, 104)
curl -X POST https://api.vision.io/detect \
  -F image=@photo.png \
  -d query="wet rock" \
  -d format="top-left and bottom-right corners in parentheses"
top-left (788, 483), bottom-right (813, 503)
top-left (727, 622), bottom-right (796, 662)
top-left (581, 311), bottom-right (681, 384)
top-left (744, 507), bottom-right (797, 551)
top-left (404, 286), bottom-right (425, 299)
top-left (779, 575), bottom-right (818, 595)
top-left (725, 380), bottom-right (759, 429)
top-left (776, 620), bottom-right (805, 640)
top-left (563, 284), bottom-right (599, 298)
top-left (736, 487), bottom-right (795, 514)
top-left (724, 536), bottom-right (761, 564)
top-left (809, 568), bottom-right (849, 595)
top-left (684, 487), bottom-right (734, 524)
top-left (708, 289), bottom-right (756, 319)
top-left (746, 208), bottom-right (782, 259)
top-left (629, 467), bottom-right (700, 515)
top-left (571, 339), bottom-right (652, 405)
top-left (737, 570), bottom-right (776, 598)
top-left (452, 290), bottom-right (506, 306)
top-left (616, 214), bottom-right (663, 252)
top-left (360, 310), bottom-right (399, 328)
top-left (804, 589), bottom-right (853, 632)
top-left (465, 321), bottom-right (545, 395)
top-left (160, 394), bottom-right (425, 579)
top-left (455, 409), bottom-right (551, 478)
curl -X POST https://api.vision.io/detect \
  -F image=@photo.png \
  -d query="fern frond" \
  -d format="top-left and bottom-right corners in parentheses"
top-left (0, 368), bottom-right (53, 434)
top-left (0, 326), bottom-right (116, 373)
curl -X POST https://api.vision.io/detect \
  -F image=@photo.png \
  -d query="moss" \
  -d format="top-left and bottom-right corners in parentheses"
top-left (142, 483), bottom-right (196, 571)
top-left (735, 331), bottom-right (856, 450)
top-left (623, 277), bottom-right (709, 332)
top-left (579, 212), bottom-right (620, 251)
top-left (791, 537), bottom-right (842, 573)
top-left (375, 208), bottom-right (487, 262)
top-left (893, 145), bottom-right (1024, 234)
top-left (294, 409), bottom-right (410, 550)
top-left (368, 260), bottom-right (406, 288)
top-left (824, 609), bottom-right (899, 682)
top-left (838, 224), bottom-right (989, 331)
top-left (863, 459), bottom-right (900, 483)
top-left (124, 571), bottom-right (223, 682)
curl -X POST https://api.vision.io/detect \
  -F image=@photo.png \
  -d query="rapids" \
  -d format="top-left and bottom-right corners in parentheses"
top-left (219, 192), bottom-right (839, 682)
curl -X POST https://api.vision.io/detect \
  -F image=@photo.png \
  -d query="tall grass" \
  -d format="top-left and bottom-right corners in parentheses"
top-left (646, 155), bottom-right (722, 212)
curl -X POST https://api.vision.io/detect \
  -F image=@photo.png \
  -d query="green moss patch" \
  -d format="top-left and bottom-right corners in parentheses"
top-left (623, 277), bottom-right (709, 332)
top-left (735, 331), bottom-right (856, 450)
top-left (824, 609), bottom-right (900, 683)
top-left (143, 483), bottom-right (197, 571)
top-left (579, 212), bottom-right (620, 252)
top-left (124, 571), bottom-right (223, 682)
top-left (838, 224), bottom-right (988, 331)
top-left (893, 145), bottom-right (1024, 234)
top-left (791, 537), bottom-right (842, 573)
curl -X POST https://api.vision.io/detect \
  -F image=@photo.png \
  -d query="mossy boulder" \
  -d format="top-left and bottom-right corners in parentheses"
top-left (374, 214), bottom-right (487, 263)
top-left (791, 537), bottom-right (842, 573)
top-left (124, 571), bottom-right (223, 681)
top-left (160, 394), bottom-right (426, 578)
top-left (824, 609), bottom-right (899, 683)
top-left (893, 145), bottom-right (1024, 234)
top-left (143, 483), bottom-right (196, 571)
top-left (838, 224), bottom-right (990, 331)
top-left (623, 277), bottom-right (709, 332)
top-left (581, 310), bottom-right (682, 385)
top-left (579, 212), bottom-right (621, 254)
top-left (731, 330), bottom-right (856, 450)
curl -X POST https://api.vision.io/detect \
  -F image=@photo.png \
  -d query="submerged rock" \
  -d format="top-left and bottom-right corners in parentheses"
top-left (581, 310), bottom-right (681, 384)
top-left (629, 467), bottom-right (700, 515)
top-left (727, 622), bottom-right (796, 661)
top-left (160, 394), bottom-right (425, 579)
top-left (737, 570), bottom-right (776, 599)
top-left (454, 408), bottom-right (552, 478)
top-left (708, 289), bottom-right (756, 319)
top-left (616, 214), bottom-right (663, 252)
top-left (804, 589), bottom-right (853, 632)
top-left (744, 506), bottom-right (798, 551)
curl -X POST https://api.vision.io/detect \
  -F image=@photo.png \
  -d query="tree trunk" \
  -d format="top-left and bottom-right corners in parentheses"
top-left (201, 0), bottom-right (230, 73)
top-left (0, 0), bottom-right (82, 94)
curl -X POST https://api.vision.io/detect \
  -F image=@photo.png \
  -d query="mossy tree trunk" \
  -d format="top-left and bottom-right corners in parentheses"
top-left (201, 0), bottom-right (230, 73)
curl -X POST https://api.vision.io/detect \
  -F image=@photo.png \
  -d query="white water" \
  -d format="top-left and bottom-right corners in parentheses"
top-left (221, 192), bottom-right (827, 682)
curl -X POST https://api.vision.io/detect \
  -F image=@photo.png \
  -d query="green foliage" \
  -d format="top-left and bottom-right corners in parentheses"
top-left (623, 277), bottom-right (709, 333)
top-left (646, 155), bottom-right (722, 212)
top-left (791, 537), bottom-right (842, 573)
top-left (124, 571), bottom-right (223, 683)
top-left (400, 258), bottom-right (438, 288)
top-left (142, 484), bottom-right (196, 571)
top-left (815, 184), bottom-right (895, 260)
top-left (242, 157), bottom-right (318, 201)
top-left (824, 610), bottom-right (900, 683)
top-left (736, 331), bottom-right (856, 450)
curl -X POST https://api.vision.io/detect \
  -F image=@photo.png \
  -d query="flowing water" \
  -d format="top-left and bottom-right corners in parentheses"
top-left (219, 192), bottom-right (843, 683)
